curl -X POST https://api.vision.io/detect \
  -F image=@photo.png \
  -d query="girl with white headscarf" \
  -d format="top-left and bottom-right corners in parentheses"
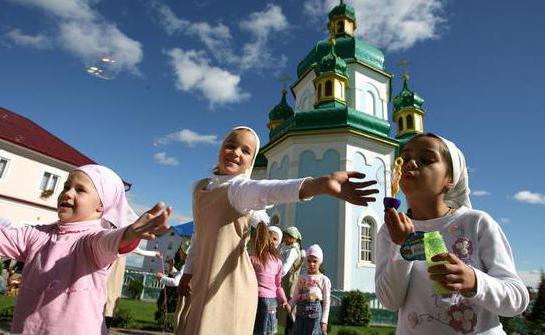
top-left (375, 134), bottom-right (529, 335)
top-left (177, 126), bottom-right (379, 335)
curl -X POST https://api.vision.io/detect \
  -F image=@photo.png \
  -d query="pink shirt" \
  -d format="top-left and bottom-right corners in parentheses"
top-left (0, 219), bottom-right (132, 335)
top-left (289, 273), bottom-right (332, 324)
top-left (250, 255), bottom-right (287, 304)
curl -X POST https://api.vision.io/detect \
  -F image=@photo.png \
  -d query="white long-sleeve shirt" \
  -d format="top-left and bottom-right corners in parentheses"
top-left (375, 206), bottom-right (529, 335)
top-left (160, 269), bottom-right (183, 287)
top-left (279, 244), bottom-right (300, 277)
top-left (184, 175), bottom-right (307, 274)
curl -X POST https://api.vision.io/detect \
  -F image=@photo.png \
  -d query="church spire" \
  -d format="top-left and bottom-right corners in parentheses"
top-left (327, 0), bottom-right (357, 38)
top-left (313, 37), bottom-right (349, 108)
top-left (393, 74), bottom-right (426, 141)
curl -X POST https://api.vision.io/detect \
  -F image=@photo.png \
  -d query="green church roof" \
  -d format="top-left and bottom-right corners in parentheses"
top-left (297, 36), bottom-right (385, 77)
top-left (315, 39), bottom-right (347, 76)
top-left (268, 89), bottom-right (294, 121)
top-left (266, 105), bottom-right (396, 146)
top-left (328, 0), bottom-right (356, 21)
top-left (393, 75), bottom-right (424, 111)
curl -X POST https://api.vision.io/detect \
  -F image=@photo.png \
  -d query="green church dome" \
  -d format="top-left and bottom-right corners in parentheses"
top-left (297, 36), bottom-right (385, 77)
top-left (393, 75), bottom-right (424, 111)
top-left (315, 39), bottom-right (347, 77)
top-left (328, 0), bottom-right (356, 21)
top-left (268, 89), bottom-right (294, 121)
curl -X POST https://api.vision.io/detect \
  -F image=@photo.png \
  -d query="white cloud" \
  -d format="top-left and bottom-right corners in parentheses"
top-left (152, 2), bottom-right (287, 72)
top-left (471, 190), bottom-right (490, 196)
top-left (9, 0), bottom-right (96, 20)
top-left (151, 1), bottom-right (189, 35)
top-left (9, 0), bottom-right (143, 74)
top-left (167, 48), bottom-right (250, 106)
top-left (303, 0), bottom-right (446, 52)
top-left (499, 217), bottom-right (510, 225)
top-left (518, 270), bottom-right (542, 290)
top-left (154, 152), bottom-right (179, 166)
top-left (5, 29), bottom-right (52, 49)
top-left (514, 190), bottom-right (545, 205)
top-left (239, 4), bottom-right (289, 71)
top-left (155, 129), bottom-right (219, 147)
top-left (59, 21), bottom-right (142, 73)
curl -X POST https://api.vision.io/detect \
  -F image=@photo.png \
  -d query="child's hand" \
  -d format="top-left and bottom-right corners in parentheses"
top-left (320, 322), bottom-right (328, 334)
top-left (428, 252), bottom-right (477, 294)
top-left (384, 208), bottom-right (414, 245)
top-left (178, 273), bottom-right (192, 296)
top-left (301, 171), bottom-right (378, 206)
top-left (122, 202), bottom-right (172, 244)
top-left (154, 251), bottom-right (162, 259)
top-left (282, 302), bottom-right (291, 313)
top-left (155, 272), bottom-right (164, 280)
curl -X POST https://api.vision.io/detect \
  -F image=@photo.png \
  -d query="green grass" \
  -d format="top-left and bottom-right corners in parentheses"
top-left (0, 295), bottom-right (396, 334)
top-left (0, 295), bottom-right (16, 310)
top-left (117, 298), bottom-right (163, 330)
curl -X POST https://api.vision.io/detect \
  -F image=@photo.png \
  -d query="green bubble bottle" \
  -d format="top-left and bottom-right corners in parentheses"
top-left (424, 231), bottom-right (452, 295)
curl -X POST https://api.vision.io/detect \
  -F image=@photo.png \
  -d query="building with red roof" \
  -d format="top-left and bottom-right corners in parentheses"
top-left (0, 106), bottom-right (97, 225)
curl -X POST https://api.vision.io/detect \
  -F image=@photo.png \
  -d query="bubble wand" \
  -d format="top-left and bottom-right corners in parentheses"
top-left (383, 157), bottom-right (404, 209)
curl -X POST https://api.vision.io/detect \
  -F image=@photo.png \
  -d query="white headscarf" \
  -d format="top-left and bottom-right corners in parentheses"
top-left (216, 126), bottom-right (266, 224)
top-left (268, 225), bottom-right (283, 246)
top-left (437, 136), bottom-right (472, 209)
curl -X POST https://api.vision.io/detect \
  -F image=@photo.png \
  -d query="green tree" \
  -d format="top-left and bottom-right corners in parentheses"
top-left (340, 290), bottom-right (371, 327)
top-left (527, 272), bottom-right (545, 334)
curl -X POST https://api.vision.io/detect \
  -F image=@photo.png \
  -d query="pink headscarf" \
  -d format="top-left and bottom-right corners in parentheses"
top-left (306, 244), bottom-right (324, 264)
top-left (76, 164), bottom-right (138, 228)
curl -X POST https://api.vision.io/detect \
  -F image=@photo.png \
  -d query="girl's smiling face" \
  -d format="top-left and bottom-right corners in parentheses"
top-left (57, 171), bottom-right (103, 223)
top-left (399, 135), bottom-right (453, 199)
top-left (217, 129), bottom-right (257, 176)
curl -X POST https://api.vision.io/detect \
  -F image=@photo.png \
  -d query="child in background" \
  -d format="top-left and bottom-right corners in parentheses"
top-left (177, 126), bottom-right (378, 335)
top-left (268, 225), bottom-right (283, 249)
top-left (278, 226), bottom-right (304, 334)
top-left (290, 244), bottom-right (331, 335)
top-left (251, 219), bottom-right (290, 335)
top-left (0, 164), bottom-right (171, 334)
top-left (375, 134), bottom-right (529, 334)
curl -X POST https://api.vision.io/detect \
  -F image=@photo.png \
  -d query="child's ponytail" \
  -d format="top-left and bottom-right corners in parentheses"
top-left (254, 222), bottom-right (279, 266)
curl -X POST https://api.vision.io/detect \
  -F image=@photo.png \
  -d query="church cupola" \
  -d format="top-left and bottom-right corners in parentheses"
top-left (267, 88), bottom-right (294, 131)
top-left (328, 0), bottom-right (357, 38)
top-left (393, 74), bottom-right (425, 140)
top-left (313, 38), bottom-right (349, 108)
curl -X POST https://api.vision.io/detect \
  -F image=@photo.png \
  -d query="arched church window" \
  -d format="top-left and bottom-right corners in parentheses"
top-left (317, 83), bottom-right (322, 99)
top-left (398, 117), bottom-right (404, 131)
top-left (336, 21), bottom-right (345, 34)
top-left (325, 80), bottom-right (333, 96)
top-left (407, 115), bottom-right (414, 129)
top-left (359, 216), bottom-right (376, 263)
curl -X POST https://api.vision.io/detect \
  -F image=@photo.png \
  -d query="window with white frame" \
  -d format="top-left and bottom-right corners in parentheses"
top-left (0, 157), bottom-right (8, 179)
top-left (40, 172), bottom-right (60, 192)
top-left (359, 216), bottom-right (376, 263)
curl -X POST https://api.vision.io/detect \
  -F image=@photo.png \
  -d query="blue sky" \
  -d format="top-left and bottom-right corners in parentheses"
top-left (0, 0), bottom-right (543, 274)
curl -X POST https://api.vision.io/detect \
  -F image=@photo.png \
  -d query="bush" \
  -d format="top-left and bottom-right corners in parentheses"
top-left (336, 328), bottom-right (362, 335)
top-left (109, 307), bottom-right (134, 328)
top-left (340, 290), bottom-right (371, 327)
top-left (0, 306), bottom-right (14, 320)
top-left (127, 279), bottom-right (143, 300)
top-left (155, 312), bottom-right (176, 332)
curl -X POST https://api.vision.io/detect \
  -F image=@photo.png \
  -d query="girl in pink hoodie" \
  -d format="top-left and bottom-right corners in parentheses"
top-left (0, 164), bottom-right (171, 334)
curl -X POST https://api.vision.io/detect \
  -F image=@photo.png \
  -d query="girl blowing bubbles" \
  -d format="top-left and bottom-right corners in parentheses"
top-left (375, 134), bottom-right (529, 334)
top-left (178, 126), bottom-right (378, 335)
top-left (0, 165), bottom-right (171, 335)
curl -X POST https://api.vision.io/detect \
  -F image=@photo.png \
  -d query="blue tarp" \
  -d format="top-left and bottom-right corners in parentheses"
top-left (172, 221), bottom-right (194, 237)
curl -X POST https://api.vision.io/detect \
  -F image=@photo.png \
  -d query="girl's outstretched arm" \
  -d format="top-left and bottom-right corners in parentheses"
top-left (0, 223), bottom-right (38, 262)
top-left (228, 171), bottom-right (378, 214)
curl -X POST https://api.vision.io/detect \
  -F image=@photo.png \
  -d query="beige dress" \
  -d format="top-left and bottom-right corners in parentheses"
top-left (177, 179), bottom-right (258, 335)
top-left (104, 256), bottom-right (126, 317)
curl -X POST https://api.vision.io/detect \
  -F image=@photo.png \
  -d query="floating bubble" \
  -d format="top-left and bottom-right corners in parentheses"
top-left (86, 56), bottom-right (116, 80)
